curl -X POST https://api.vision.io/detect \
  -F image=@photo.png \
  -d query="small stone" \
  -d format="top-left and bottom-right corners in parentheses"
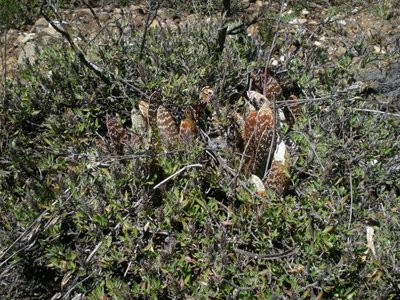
top-left (130, 5), bottom-right (145, 15)
top-left (337, 19), bottom-right (346, 25)
top-left (74, 8), bottom-right (92, 20)
top-left (17, 42), bottom-right (37, 66)
top-left (255, 1), bottom-right (264, 8)
top-left (308, 20), bottom-right (319, 25)
top-left (98, 12), bottom-right (110, 23)
top-left (314, 40), bottom-right (323, 47)
top-left (17, 33), bottom-right (36, 45)
top-left (301, 9), bottom-right (310, 15)
top-left (33, 17), bottom-right (48, 28)
top-left (247, 24), bottom-right (259, 36)
top-left (334, 46), bottom-right (347, 57)
top-left (40, 26), bottom-right (59, 37)
top-left (289, 18), bottom-right (307, 25)
top-left (131, 15), bottom-right (144, 28)
top-left (104, 3), bottom-right (116, 12)
top-left (373, 46), bottom-right (386, 54)
top-left (271, 58), bottom-right (279, 66)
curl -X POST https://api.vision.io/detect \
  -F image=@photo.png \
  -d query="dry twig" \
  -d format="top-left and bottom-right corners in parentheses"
top-left (234, 246), bottom-right (298, 260)
top-left (153, 163), bottom-right (203, 190)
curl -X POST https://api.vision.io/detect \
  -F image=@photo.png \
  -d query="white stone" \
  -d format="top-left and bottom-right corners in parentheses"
top-left (301, 9), bottom-right (310, 15)
top-left (271, 58), bottom-right (279, 66)
top-left (289, 18), bottom-right (307, 25)
top-left (17, 33), bottom-right (36, 44)
top-left (370, 159), bottom-right (378, 166)
top-left (314, 41), bottom-right (323, 47)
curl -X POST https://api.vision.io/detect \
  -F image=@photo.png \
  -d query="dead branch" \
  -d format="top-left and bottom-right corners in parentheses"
top-left (234, 246), bottom-right (298, 260)
top-left (140, 0), bottom-right (159, 59)
top-left (40, 1), bottom-right (149, 99)
top-left (153, 163), bottom-right (203, 190)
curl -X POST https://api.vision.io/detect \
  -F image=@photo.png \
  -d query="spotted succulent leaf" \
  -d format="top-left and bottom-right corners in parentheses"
top-left (157, 105), bottom-right (178, 147)
top-left (179, 107), bottom-right (198, 142)
top-left (264, 139), bottom-right (290, 194)
top-left (106, 115), bottom-right (130, 154)
top-left (243, 102), bottom-right (275, 177)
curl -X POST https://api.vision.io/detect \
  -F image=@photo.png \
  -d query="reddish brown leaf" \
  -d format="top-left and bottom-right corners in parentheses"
top-left (243, 102), bottom-right (275, 176)
top-left (179, 107), bottom-right (198, 142)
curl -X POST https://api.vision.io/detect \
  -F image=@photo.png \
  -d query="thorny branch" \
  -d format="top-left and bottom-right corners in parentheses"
top-left (139, 0), bottom-right (159, 59)
top-left (40, 2), bottom-right (112, 85)
top-left (226, 2), bottom-right (271, 36)
top-left (40, 1), bottom-right (149, 99)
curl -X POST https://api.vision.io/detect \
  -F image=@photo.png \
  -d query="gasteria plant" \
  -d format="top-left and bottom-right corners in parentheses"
top-left (0, 1), bottom-right (399, 299)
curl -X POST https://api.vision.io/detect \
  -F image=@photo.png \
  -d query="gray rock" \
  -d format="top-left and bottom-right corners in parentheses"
top-left (33, 17), bottom-right (49, 29)
top-left (356, 62), bottom-right (400, 108)
top-left (98, 11), bottom-right (110, 23)
top-left (41, 26), bottom-right (59, 37)
top-left (16, 33), bottom-right (36, 45)
top-left (17, 42), bottom-right (38, 66)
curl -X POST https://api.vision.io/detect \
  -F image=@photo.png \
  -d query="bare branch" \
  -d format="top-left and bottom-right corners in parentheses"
top-left (353, 108), bottom-right (400, 118)
top-left (234, 246), bottom-right (298, 260)
top-left (40, 1), bottom-right (149, 99)
top-left (153, 163), bottom-right (203, 190)
top-left (140, 0), bottom-right (159, 59)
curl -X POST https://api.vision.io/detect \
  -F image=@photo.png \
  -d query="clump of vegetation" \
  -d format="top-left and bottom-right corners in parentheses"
top-left (1, 1), bottom-right (399, 299)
